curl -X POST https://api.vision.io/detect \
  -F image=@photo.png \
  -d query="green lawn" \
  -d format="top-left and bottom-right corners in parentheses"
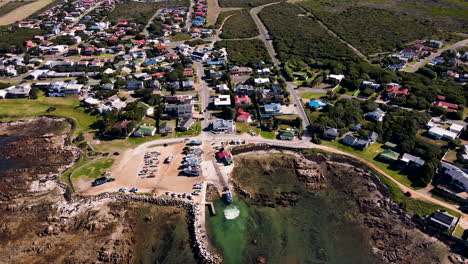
top-left (260, 130), bottom-right (276, 139)
top-left (176, 120), bottom-right (202, 137)
top-left (73, 158), bottom-right (115, 179)
top-left (236, 122), bottom-right (260, 135)
top-left (170, 33), bottom-right (191, 42)
top-left (453, 225), bottom-right (465, 238)
top-left (298, 92), bottom-right (325, 100)
top-left (321, 140), bottom-right (415, 188)
top-left (0, 92), bottom-right (97, 136)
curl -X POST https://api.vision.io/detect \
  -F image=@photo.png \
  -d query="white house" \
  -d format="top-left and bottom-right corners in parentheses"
top-left (366, 108), bottom-right (386, 121)
top-left (254, 78), bottom-right (270, 86)
top-left (212, 95), bottom-right (231, 109)
top-left (449, 124), bottom-right (464, 134)
top-left (428, 126), bottom-right (458, 140)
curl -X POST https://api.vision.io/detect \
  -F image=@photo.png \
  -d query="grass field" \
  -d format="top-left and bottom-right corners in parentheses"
top-left (298, 92), bottom-right (325, 100)
top-left (260, 130), bottom-right (275, 139)
top-left (0, 92), bottom-right (97, 136)
top-left (170, 33), bottom-right (191, 41)
top-left (73, 158), bottom-right (115, 179)
top-left (0, 0), bottom-right (54, 25)
top-left (220, 9), bottom-right (259, 39)
top-left (206, 0), bottom-right (221, 25)
top-left (0, 1), bottom-right (33, 18)
top-left (218, 0), bottom-right (284, 8)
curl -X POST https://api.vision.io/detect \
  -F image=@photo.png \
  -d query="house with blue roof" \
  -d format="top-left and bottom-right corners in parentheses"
top-left (308, 99), bottom-right (328, 109)
top-left (264, 103), bottom-right (282, 114)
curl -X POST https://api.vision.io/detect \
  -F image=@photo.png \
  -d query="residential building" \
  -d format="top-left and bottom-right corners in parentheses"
top-left (308, 99), bottom-right (328, 109)
top-left (216, 84), bottom-right (229, 93)
top-left (230, 66), bottom-right (252, 75)
top-left (400, 153), bottom-right (425, 168)
top-left (236, 84), bottom-right (255, 95)
top-left (263, 103), bottom-right (282, 114)
top-left (378, 149), bottom-right (400, 163)
top-left (127, 80), bottom-right (144, 90)
top-left (212, 95), bottom-right (231, 109)
top-left (178, 118), bottom-right (195, 131)
top-left (134, 124), bottom-right (156, 137)
top-left (385, 83), bottom-right (409, 99)
top-left (254, 78), bottom-right (269, 86)
top-left (211, 119), bottom-right (235, 134)
top-left (427, 211), bottom-right (457, 231)
top-left (326, 74), bottom-right (344, 85)
top-left (279, 130), bottom-right (294, 140)
top-left (234, 95), bottom-right (251, 107)
top-left (440, 162), bottom-right (468, 191)
top-left (182, 79), bottom-right (195, 90)
top-left (428, 126), bottom-right (458, 140)
top-left (366, 108), bottom-right (386, 121)
top-left (236, 109), bottom-right (251, 123)
top-left (323, 128), bottom-right (339, 140)
top-left (449, 124), bottom-right (464, 134)
top-left (165, 104), bottom-right (193, 118)
top-left (5, 85), bottom-right (31, 98)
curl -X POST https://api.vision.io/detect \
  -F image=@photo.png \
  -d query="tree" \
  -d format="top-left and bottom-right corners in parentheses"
top-left (448, 139), bottom-right (462, 150)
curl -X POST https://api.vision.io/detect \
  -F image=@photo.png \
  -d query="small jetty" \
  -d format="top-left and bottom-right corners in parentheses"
top-left (206, 202), bottom-right (216, 215)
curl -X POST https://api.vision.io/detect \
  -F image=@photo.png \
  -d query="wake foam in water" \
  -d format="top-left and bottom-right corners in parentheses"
top-left (223, 205), bottom-right (240, 220)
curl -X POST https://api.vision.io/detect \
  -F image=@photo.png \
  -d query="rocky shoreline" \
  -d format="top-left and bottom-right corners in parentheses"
top-left (228, 149), bottom-right (464, 263)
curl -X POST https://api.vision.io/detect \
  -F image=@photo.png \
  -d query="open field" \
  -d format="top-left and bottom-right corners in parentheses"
top-left (258, 3), bottom-right (358, 64)
top-left (206, 0), bottom-right (220, 25)
top-left (0, 0), bottom-right (54, 25)
top-left (215, 39), bottom-right (271, 66)
top-left (0, 92), bottom-right (97, 136)
top-left (213, 9), bottom-right (240, 28)
top-left (220, 9), bottom-right (259, 39)
top-left (218, 0), bottom-right (284, 8)
top-left (78, 142), bottom-right (207, 198)
top-left (299, 2), bottom-right (438, 54)
top-left (0, 1), bottom-right (33, 18)
top-left (73, 158), bottom-right (115, 180)
top-left (299, 0), bottom-right (468, 37)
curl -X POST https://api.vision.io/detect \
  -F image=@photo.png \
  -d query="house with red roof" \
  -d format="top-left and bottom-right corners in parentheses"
top-left (184, 68), bottom-right (194, 77)
top-left (236, 109), bottom-right (251, 123)
top-left (152, 72), bottom-right (166, 78)
top-left (384, 83), bottom-right (409, 99)
top-left (234, 95), bottom-right (251, 107)
top-left (24, 40), bottom-right (36, 50)
top-left (217, 151), bottom-right (233, 165)
top-left (435, 101), bottom-right (458, 112)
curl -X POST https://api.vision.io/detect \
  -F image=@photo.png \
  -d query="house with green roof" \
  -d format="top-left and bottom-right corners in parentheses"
top-left (383, 142), bottom-right (397, 150)
top-left (378, 149), bottom-right (400, 163)
top-left (133, 124), bottom-right (156, 137)
top-left (279, 130), bottom-right (295, 140)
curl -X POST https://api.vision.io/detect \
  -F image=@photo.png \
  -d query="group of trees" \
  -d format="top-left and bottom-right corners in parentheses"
top-left (220, 9), bottom-right (259, 39)
top-left (300, 5), bottom-right (436, 54)
top-left (215, 39), bottom-right (272, 66)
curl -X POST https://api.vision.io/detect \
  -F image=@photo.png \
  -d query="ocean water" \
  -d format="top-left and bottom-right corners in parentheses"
top-left (206, 155), bottom-right (379, 264)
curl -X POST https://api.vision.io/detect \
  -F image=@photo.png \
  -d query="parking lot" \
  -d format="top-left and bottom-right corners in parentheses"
top-left (81, 142), bottom-right (208, 201)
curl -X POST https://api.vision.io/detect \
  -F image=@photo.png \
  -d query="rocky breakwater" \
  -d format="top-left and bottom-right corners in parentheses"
top-left (80, 194), bottom-right (223, 264)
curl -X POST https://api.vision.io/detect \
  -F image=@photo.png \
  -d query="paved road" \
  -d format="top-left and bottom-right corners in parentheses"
top-left (404, 39), bottom-right (468, 73)
top-left (249, 2), bottom-right (281, 66)
top-left (118, 131), bottom-right (468, 225)
top-left (194, 61), bottom-right (211, 130)
top-left (142, 9), bottom-right (163, 36)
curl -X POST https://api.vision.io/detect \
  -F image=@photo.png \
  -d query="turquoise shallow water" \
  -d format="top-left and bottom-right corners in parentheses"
top-left (206, 153), bottom-right (380, 264)
top-left (207, 190), bottom-right (378, 264)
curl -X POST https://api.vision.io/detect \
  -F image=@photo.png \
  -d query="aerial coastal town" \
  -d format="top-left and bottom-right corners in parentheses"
top-left (0, 0), bottom-right (468, 262)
